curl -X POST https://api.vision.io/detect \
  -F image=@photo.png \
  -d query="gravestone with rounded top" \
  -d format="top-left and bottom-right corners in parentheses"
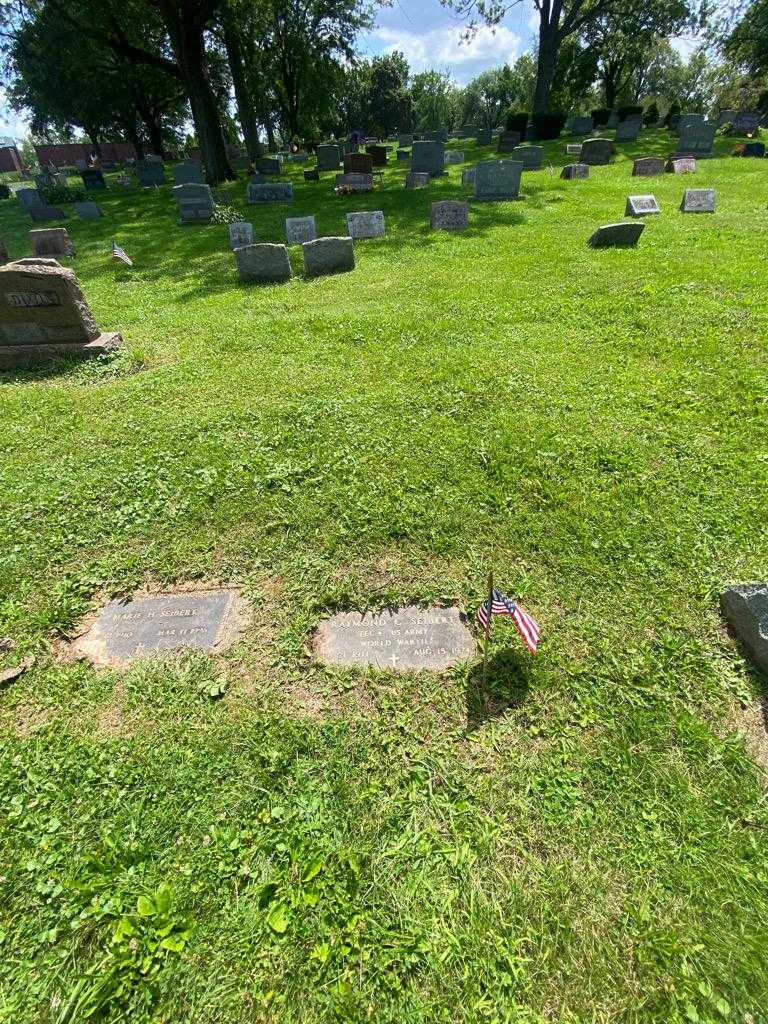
top-left (247, 182), bottom-right (293, 203)
top-left (314, 606), bottom-right (474, 671)
top-left (173, 183), bottom-right (215, 224)
top-left (632, 157), bottom-right (665, 176)
top-left (0, 258), bottom-right (122, 366)
top-left (625, 194), bottom-right (661, 216)
top-left (588, 222), bottom-right (645, 247)
top-left (316, 145), bottom-right (341, 171)
top-left (302, 236), bottom-right (355, 277)
top-left (431, 200), bottom-right (469, 231)
top-left (229, 222), bottom-right (254, 248)
top-left (286, 216), bottom-right (317, 245)
top-left (406, 172), bottom-right (430, 189)
top-left (411, 140), bottom-right (446, 177)
top-left (680, 188), bottom-right (715, 213)
top-left (561, 163), bottom-right (589, 179)
top-left (581, 138), bottom-right (613, 165)
top-left (235, 243), bottom-right (292, 283)
top-left (345, 210), bottom-right (385, 239)
top-left (720, 583), bottom-right (768, 675)
top-left (474, 159), bottom-right (523, 200)
top-left (30, 228), bottom-right (75, 258)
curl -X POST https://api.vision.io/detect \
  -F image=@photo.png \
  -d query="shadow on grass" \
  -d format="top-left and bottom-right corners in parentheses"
top-left (465, 647), bottom-right (531, 733)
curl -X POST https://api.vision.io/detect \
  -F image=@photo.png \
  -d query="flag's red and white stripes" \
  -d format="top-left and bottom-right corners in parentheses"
top-left (477, 588), bottom-right (540, 654)
top-left (111, 240), bottom-right (133, 267)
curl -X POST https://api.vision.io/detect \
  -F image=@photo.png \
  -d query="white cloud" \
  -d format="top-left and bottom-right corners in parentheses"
top-left (670, 35), bottom-right (699, 60)
top-left (365, 24), bottom-right (522, 81)
top-left (0, 89), bottom-right (29, 142)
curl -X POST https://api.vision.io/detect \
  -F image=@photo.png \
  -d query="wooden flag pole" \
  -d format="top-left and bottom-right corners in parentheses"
top-left (481, 569), bottom-right (493, 699)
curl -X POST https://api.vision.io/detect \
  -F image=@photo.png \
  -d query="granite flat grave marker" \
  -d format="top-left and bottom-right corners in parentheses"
top-left (0, 258), bottom-right (122, 366)
top-left (173, 161), bottom-right (203, 185)
top-left (632, 156), bottom-right (665, 176)
top-left (73, 588), bottom-right (246, 667)
top-left (229, 222), bottom-right (254, 248)
top-left (497, 131), bottom-right (521, 154)
top-left (286, 215), bottom-right (317, 244)
top-left (666, 157), bottom-right (696, 174)
top-left (581, 138), bottom-right (613, 165)
top-left (173, 183), bottom-right (215, 224)
top-left (235, 242), bottom-right (292, 283)
top-left (625, 194), bottom-right (661, 216)
top-left (30, 228), bottom-right (75, 257)
top-left (313, 606), bottom-right (474, 671)
top-left (406, 172), bottom-right (430, 189)
top-left (680, 188), bottom-right (715, 213)
top-left (431, 200), bottom-right (468, 231)
top-left (720, 583), bottom-right (768, 675)
top-left (74, 201), bottom-right (102, 219)
top-left (588, 222), bottom-right (645, 247)
top-left (345, 210), bottom-right (385, 239)
top-left (561, 163), bottom-right (589, 179)
top-left (344, 152), bottom-right (373, 175)
top-left (247, 182), bottom-right (293, 203)
top-left (510, 145), bottom-right (543, 170)
top-left (335, 173), bottom-right (373, 193)
top-left (316, 145), bottom-right (341, 171)
top-left (411, 140), bottom-right (446, 177)
top-left (474, 159), bottom-right (523, 201)
top-left (302, 236), bottom-right (355, 277)
top-left (29, 206), bottom-right (66, 223)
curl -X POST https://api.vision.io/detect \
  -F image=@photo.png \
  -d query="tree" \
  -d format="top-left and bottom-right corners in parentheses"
top-left (368, 52), bottom-right (411, 136)
top-left (219, 1), bottom-right (262, 159)
top-left (459, 64), bottom-right (522, 128)
top-left (411, 69), bottom-right (459, 129)
top-left (726, 0), bottom-right (768, 78)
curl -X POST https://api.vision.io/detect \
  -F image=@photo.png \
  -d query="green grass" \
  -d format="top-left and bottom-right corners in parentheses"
top-left (1, 129), bottom-right (768, 1023)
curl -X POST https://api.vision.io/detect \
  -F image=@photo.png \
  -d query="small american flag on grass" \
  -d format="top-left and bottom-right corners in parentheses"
top-left (478, 588), bottom-right (540, 654)
top-left (111, 240), bottom-right (133, 267)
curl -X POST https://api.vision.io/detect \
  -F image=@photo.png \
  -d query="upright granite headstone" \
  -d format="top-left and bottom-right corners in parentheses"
top-left (74, 201), bottom-right (102, 219)
top-left (285, 216), bottom-right (317, 244)
top-left (247, 182), bottom-right (293, 203)
top-left (733, 111), bottom-right (763, 134)
top-left (666, 157), bottom-right (696, 174)
top-left (632, 157), bottom-right (665, 176)
top-left (676, 123), bottom-right (716, 157)
top-left (345, 210), bottom-right (385, 239)
top-left (256, 157), bottom-right (282, 175)
top-left (411, 140), bottom-right (446, 177)
top-left (81, 168), bottom-right (106, 190)
top-left (625, 194), bottom-right (661, 216)
top-left (680, 188), bottom-right (715, 213)
top-left (405, 172), bottom-right (430, 189)
top-left (229, 222), bottom-right (254, 248)
top-left (474, 159), bottom-right (523, 200)
top-left (173, 161), bottom-right (203, 185)
top-left (0, 258), bottom-right (122, 366)
top-left (588, 222), bottom-right (645, 247)
top-left (431, 201), bottom-right (468, 231)
top-left (313, 606), bottom-right (475, 671)
top-left (425, 129), bottom-right (448, 144)
top-left (365, 145), bottom-right (387, 167)
top-left (398, 134), bottom-right (414, 148)
top-left (344, 152), bottom-right (373, 175)
top-left (677, 113), bottom-right (705, 133)
top-left (476, 129), bottom-right (492, 146)
top-left (316, 145), bottom-right (342, 171)
top-left (302, 236), bottom-right (355, 277)
top-left (235, 243), bottom-right (292, 283)
top-left (570, 115), bottom-right (593, 135)
top-left (561, 163), bottom-right (589, 179)
top-left (173, 183), bottom-right (215, 224)
top-left (720, 583), bottom-right (768, 675)
top-left (136, 160), bottom-right (165, 186)
top-left (580, 138), bottom-right (613, 165)
top-left (30, 228), bottom-right (75, 257)
top-left (17, 188), bottom-right (43, 213)
top-left (510, 145), bottom-right (543, 170)
top-left (615, 120), bottom-right (640, 142)
top-left (334, 173), bottom-right (373, 193)
top-left (497, 131), bottom-right (521, 154)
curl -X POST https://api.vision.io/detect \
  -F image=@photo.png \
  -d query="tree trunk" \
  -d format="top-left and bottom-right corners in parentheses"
top-left (264, 115), bottom-right (276, 152)
top-left (134, 93), bottom-right (166, 157)
top-left (533, 18), bottom-right (559, 114)
top-left (125, 120), bottom-right (145, 161)
top-left (87, 127), bottom-right (102, 157)
top-left (603, 64), bottom-right (618, 109)
top-left (221, 6), bottom-right (261, 160)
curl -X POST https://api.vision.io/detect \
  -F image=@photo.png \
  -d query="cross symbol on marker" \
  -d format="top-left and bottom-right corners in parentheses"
top-left (390, 652), bottom-right (400, 668)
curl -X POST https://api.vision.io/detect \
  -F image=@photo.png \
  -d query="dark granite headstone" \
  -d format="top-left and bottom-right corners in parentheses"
top-left (675, 123), bottom-right (716, 157)
top-left (316, 145), bottom-right (341, 172)
top-left (497, 131), bottom-right (521, 154)
top-left (411, 140), bottom-right (446, 177)
top-left (304, 168), bottom-right (320, 182)
top-left (424, 129), bottom-right (448, 144)
top-left (173, 161), bottom-right (203, 185)
top-left (588, 222), bottom-right (645, 247)
top-left (16, 188), bottom-right (43, 212)
top-left (615, 120), bottom-right (640, 142)
top-left (29, 206), bottom-right (66, 223)
top-left (405, 172), bottom-right (430, 189)
top-left (720, 584), bottom-right (768, 675)
top-left (365, 145), bottom-right (387, 167)
top-left (625, 194), bottom-right (661, 216)
top-left (302, 236), bottom-right (355, 277)
top-left (173, 183), bottom-right (215, 224)
top-left (476, 129), bottom-right (492, 146)
top-left (345, 210), bottom-right (384, 239)
top-left (431, 200), bottom-right (468, 231)
top-left (285, 216), bottom-right (317, 244)
top-left (344, 152), bottom-right (373, 174)
top-left (81, 168), bottom-right (106, 190)
top-left (335, 173), bottom-right (373, 193)
top-left (742, 142), bottom-right (765, 157)
top-left (256, 157), bottom-right (283, 175)
top-left (313, 606), bottom-right (475, 671)
top-left (581, 138), bottom-right (613, 165)
top-left (136, 160), bottom-right (165, 186)
top-left (561, 163), bottom-right (589, 179)
top-left (235, 243), bottom-right (292, 283)
top-left (733, 111), bottom-right (763, 133)
top-left (247, 182), bottom-right (293, 203)
top-left (74, 201), bottom-right (102, 219)
top-left (510, 145), bottom-right (543, 170)
top-left (0, 185), bottom-right (10, 200)
top-left (570, 115), bottom-right (593, 135)
top-left (397, 149), bottom-right (410, 161)
top-left (73, 589), bottom-right (245, 666)
top-left (632, 157), bottom-right (665, 176)
top-left (474, 159), bottom-right (523, 200)
top-left (680, 188), bottom-right (715, 213)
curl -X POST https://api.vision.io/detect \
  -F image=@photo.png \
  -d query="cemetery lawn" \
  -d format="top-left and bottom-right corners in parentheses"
top-left (2, 131), bottom-right (768, 1024)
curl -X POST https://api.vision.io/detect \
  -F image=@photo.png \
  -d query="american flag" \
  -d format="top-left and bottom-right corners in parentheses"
top-left (111, 240), bottom-right (133, 267)
top-left (478, 588), bottom-right (540, 654)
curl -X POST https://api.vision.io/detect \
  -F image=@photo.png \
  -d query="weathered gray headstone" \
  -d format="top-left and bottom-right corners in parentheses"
top-left (431, 200), bottom-right (468, 231)
top-left (462, 167), bottom-right (476, 186)
top-left (285, 215), bottom-right (317, 245)
top-left (344, 152), bottom-right (373, 175)
top-left (720, 583), bottom-right (768, 675)
top-left (411, 140), bottom-right (446, 177)
top-left (632, 156), bottom-right (665, 176)
top-left (510, 145), bottom-right (543, 170)
top-left (229, 222), bottom-right (254, 249)
top-left (0, 258), bottom-right (122, 366)
top-left (666, 157), bottom-right (696, 174)
top-left (588, 222), bottom-right (645, 247)
top-left (566, 143), bottom-right (583, 156)
top-left (17, 188), bottom-right (43, 212)
top-left (302, 236), bottom-right (355, 277)
top-left (247, 182), bottom-right (293, 203)
top-left (173, 161), bottom-right (203, 186)
top-left (680, 188), bottom-right (715, 213)
top-left (405, 172), bottom-right (430, 190)
top-left (625, 194), bottom-right (661, 216)
top-left (475, 129), bottom-right (492, 145)
top-left (316, 144), bottom-right (342, 171)
top-left (173, 183), bottom-right (215, 224)
top-left (474, 159), bottom-right (523, 200)
top-left (345, 210), bottom-right (384, 239)
top-left (581, 138), bottom-right (613, 165)
top-left (676, 122), bottom-right (716, 157)
top-left (398, 134), bottom-right (414, 148)
top-left (497, 131), bottom-right (521, 154)
top-left (256, 156), bottom-right (282, 175)
top-left (677, 113), bottom-right (705, 133)
top-left (136, 160), bottom-right (165, 186)
top-left (235, 242), bottom-right (292, 283)
top-left (74, 201), bottom-right (102, 219)
top-left (561, 163), bottom-right (589, 179)
top-left (570, 115), bottom-right (593, 135)
top-left (29, 207), bottom-right (66, 223)
top-left (614, 120), bottom-right (640, 142)
top-left (397, 149), bottom-right (410, 161)
top-left (72, 588), bottom-right (246, 667)
top-left (334, 173), bottom-right (373, 193)
top-left (445, 150), bottom-right (464, 165)
top-left (313, 605), bottom-right (475, 671)
top-left (733, 111), bottom-right (763, 133)
top-left (30, 228), bottom-right (75, 257)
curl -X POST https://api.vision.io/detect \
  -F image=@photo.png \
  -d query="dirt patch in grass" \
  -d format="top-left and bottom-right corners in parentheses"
top-left (734, 696), bottom-right (768, 776)
top-left (12, 703), bottom-right (55, 737)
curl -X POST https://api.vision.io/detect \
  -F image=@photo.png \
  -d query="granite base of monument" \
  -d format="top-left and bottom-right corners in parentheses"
top-left (721, 584), bottom-right (768, 675)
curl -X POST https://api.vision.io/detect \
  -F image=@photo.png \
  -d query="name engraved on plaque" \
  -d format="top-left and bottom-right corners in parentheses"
top-left (5, 290), bottom-right (62, 308)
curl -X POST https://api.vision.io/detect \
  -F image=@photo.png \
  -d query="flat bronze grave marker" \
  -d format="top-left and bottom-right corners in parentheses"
top-left (73, 588), bottom-right (246, 667)
top-left (314, 606), bottom-right (475, 671)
